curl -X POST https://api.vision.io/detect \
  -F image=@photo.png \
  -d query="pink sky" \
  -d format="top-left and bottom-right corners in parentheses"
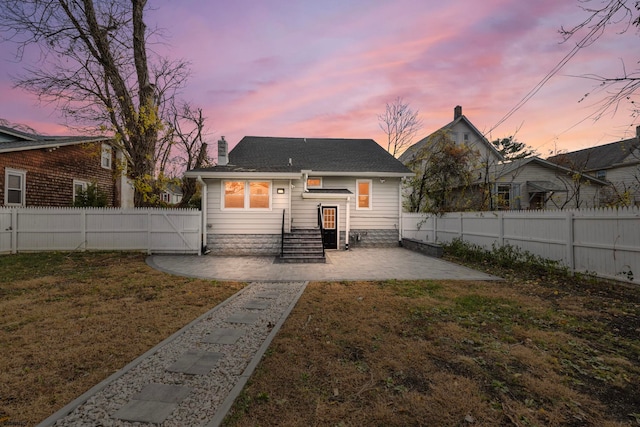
top-left (0, 0), bottom-right (638, 157)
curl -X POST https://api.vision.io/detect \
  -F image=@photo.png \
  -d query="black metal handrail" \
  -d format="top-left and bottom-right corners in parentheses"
top-left (280, 209), bottom-right (285, 257)
top-left (317, 204), bottom-right (325, 257)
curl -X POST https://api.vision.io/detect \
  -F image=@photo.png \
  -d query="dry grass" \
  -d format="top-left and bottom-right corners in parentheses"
top-left (224, 277), bottom-right (640, 427)
top-left (2, 251), bottom-right (639, 427)
top-left (0, 252), bottom-right (244, 426)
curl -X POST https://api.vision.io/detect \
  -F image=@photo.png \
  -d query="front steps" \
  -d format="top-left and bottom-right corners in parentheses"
top-left (278, 228), bottom-right (326, 263)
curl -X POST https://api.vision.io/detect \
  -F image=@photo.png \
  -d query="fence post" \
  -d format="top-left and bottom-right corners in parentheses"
top-left (498, 212), bottom-right (504, 247)
top-left (566, 211), bottom-right (575, 275)
top-left (11, 208), bottom-right (17, 254)
top-left (80, 209), bottom-right (87, 251)
top-left (147, 210), bottom-right (152, 255)
top-left (459, 213), bottom-right (463, 240)
top-left (433, 215), bottom-right (438, 242)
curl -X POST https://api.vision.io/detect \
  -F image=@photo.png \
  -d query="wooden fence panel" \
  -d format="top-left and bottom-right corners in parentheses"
top-left (402, 207), bottom-right (640, 284)
top-left (0, 208), bottom-right (201, 254)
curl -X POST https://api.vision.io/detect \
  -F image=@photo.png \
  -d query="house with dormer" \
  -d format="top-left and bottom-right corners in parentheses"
top-left (185, 136), bottom-right (413, 261)
top-left (0, 125), bottom-right (133, 207)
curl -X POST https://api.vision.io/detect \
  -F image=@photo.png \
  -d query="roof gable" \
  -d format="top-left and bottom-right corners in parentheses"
top-left (0, 125), bottom-right (110, 153)
top-left (191, 136), bottom-right (412, 175)
top-left (399, 112), bottom-right (503, 163)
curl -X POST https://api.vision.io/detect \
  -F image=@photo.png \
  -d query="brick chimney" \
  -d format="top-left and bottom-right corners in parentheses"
top-left (454, 105), bottom-right (462, 120)
top-left (217, 136), bottom-right (228, 166)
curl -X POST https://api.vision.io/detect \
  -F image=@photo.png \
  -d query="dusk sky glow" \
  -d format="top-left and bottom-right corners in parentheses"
top-left (1, 0), bottom-right (638, 157)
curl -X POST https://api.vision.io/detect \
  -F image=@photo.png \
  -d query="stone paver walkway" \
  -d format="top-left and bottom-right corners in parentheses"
top-left (39, 248), bottom-right (499, 426)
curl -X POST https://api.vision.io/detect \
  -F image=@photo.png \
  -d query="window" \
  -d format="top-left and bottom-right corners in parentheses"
top-left (73, 180), bottom-right (88, 204)
top-left (307, 177), bottom-right (322, 188)
top-left (595, 170), bottom-right (606, 179)
top-left (463, 133), bottom-right (470, 142)
top-left (161, 192), bottom-right (170, 203)
top-left (101, 144), bottom-right (112, 169)
top-left (496, 184), bottom-right (511, 210)
top-left (356, 179), bottom-right (372, 210)
top-left (5, 168), bottom-right (26, 206)
top-left (223, 180), bottom-right (271, 210)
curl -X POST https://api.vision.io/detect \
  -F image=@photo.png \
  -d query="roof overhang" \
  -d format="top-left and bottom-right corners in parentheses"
top-left (527, 181), bottom-right (567, 192)
top-left (184, 171), bottom-right (303, 180)
top-left (0, 137), bottom-right (110, 154)
top-left (301, 188), bottom-right (353, 199)
top-left (301, 170), bottom-right (414, 178)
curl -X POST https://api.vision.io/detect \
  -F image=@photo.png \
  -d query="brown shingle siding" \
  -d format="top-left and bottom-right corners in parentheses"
top-left (0, 143), bottom-right (117, 207)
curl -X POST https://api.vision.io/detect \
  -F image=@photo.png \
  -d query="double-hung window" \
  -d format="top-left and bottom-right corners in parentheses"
top-left (73, 180), bottom-right (89, 204)
top-left (223, 181), bottom-right (271, 210)
top-left (5, 168), bottom-right (26, 206)
top-left (101, 144), bottom-right (112, 169)
top-left (356, 179), bottom-right (372, 210)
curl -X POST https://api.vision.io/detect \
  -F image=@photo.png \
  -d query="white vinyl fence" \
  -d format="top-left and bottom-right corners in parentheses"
top-left (0, 207), bottom-right (201, 254)
top-left (402, 207), bottom-right (640, 283)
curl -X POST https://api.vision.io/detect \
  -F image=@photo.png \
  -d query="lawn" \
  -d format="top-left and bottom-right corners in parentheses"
top-left (0, 252), bottom-right (244, 426)
top-left (224, 274), bottom-right (640, 426)
top-left (1, 252), bottom-right (639, 426)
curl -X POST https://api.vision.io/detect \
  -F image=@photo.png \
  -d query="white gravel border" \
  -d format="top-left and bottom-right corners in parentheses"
top-left (38, 281), bottom-right (308, 427)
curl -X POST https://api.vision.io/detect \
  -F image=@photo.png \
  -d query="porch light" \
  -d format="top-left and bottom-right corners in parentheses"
top-left (277, 188), bottom-right (285, 194)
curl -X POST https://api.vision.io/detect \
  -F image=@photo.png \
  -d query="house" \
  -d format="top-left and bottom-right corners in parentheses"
top-left (399, 105), bottom-right (504, 166)
top-left (0, 124), bottom-right (133, 208)
top-left (399, 106), bottom-right (504, 211)
top-left (185, 136), bottom-right (413, 258)
top-left (547, 128), bottom-right (640, 207)
top-left (161, 183), bottom-right (183, 205)
top-left (400, 106), bottom-right (607, 211)
top-left (489, 156), bottom-right (608, 210)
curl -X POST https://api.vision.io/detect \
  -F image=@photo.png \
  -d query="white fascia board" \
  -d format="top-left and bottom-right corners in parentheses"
top-left (184, 171), bottom-right (302, 180)
top-left (300, 170), bottom-right (414, 178)
top-left (301, 192), bottom-right (352, 199)
top-left (0, 138), bottom-right (108, 153)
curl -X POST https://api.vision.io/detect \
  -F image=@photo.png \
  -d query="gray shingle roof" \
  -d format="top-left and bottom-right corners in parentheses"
top-left (0, 125), bottom-right (109, 153)
top-left (191, 136), bottom-right (412, 174)
top-left (547, 137), bottom-right (640, 171)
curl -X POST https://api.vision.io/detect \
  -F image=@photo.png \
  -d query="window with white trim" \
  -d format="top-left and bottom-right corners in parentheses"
top-left (5, 168), bottom-right (26, 206)
top-left (73, 180), bottom-right (88, 204)
top-left (307, 177), bottom-right (322, 188)
top-left (223, 180), bottom-right (271, 210)
top-left (101, 143), bottom-right (112, 169)
top-left (356, 179), bottom-right (372, 210)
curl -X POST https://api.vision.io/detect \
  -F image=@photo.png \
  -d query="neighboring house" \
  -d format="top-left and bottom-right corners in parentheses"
top-left (161, 183), bottom-right (183, 205)
top-left (185, 136), bottom-right (413, 256)
top-left (400, 106), bottom-right (607, 211)
top-left (0, 125), bottom-right (133, 208)
top-left (489, 156), bottom-right (608, 210)
top-left (400, 105), bottom-right (504, 211)
top-left (399, 105), bottom-right (504, 168)
top-left (547, 128), bottom-right (640, 207)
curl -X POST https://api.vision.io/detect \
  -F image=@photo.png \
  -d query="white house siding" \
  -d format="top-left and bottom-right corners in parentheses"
top-left (600, 163), bottom-right (640, 206)
top-left (494, 163), bottom-right (602, 210)
top-left (204, 178), bottom-right (290, 255)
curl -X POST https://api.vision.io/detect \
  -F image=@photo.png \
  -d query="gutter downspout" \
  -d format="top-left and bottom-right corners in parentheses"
top-left (196, 176), bottom-right (208, 255)
top-left (345, 196), bottom-right (350, 250)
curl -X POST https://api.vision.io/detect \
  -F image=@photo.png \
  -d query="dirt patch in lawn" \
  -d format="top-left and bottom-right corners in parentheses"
top-left (0, 252), bottom-right (243, 426)
top-left (224, 277), bottom-right (640, 426)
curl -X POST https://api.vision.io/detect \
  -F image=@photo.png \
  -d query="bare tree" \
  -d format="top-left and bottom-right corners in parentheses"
top-left (561, 0), bottom-right (640, 120)
top-left (378, 97), bottom-right (422, 157)
top-left (159, 102), bottom-right (212, 207)
top-left (0, 0), bottom-right (191, 206)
